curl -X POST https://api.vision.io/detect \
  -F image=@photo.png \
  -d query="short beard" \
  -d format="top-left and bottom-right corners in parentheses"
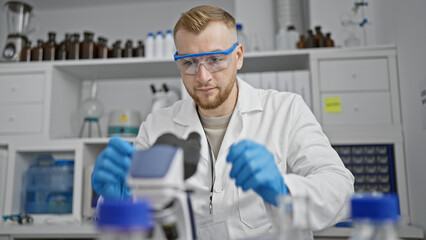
top-left (187, 72), bottom-right (237, 110)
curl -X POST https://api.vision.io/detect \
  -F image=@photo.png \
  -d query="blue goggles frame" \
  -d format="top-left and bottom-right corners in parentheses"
top-left (174, 42), bottom-right (239, 61)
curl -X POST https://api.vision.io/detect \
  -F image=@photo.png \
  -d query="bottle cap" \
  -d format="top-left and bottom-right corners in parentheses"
top-left (236, 23), bottom-right (243, 30)
top-left (97, 200), bottom-right (152, 230)
top-left (156, 31), bottom-right (163, 36)
top-left (351, 193), bottom-right (400, 222)
top-left (148, 32), bottom-right (154, 37)
top-left (166, 30), bottom-right (172, 34)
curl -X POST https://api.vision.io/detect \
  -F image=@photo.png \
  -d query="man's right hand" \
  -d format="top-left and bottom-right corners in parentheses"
top-left (91, 136), bottom-right (136, 200)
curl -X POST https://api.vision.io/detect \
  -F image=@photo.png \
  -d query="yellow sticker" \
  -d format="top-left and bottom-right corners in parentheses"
top-left (119, 114), bottom-right (128, 122)
top-left (325, 97), bottom-right (342, 113)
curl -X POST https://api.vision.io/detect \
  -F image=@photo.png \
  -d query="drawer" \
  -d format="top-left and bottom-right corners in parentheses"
top-left (0, 73), bottom-right (45, 103)
top-left (319, 58), bottom-right (389, 91)
top-left (0, 104), bottom-right (43, 133)
top-left (321, 92), bottom-right (392, 125)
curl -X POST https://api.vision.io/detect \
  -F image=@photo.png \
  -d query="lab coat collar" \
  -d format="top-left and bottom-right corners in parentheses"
top-left (173, 77), bottom-right (263, 126)
top-left (235, 77), bottom-right (263, 114)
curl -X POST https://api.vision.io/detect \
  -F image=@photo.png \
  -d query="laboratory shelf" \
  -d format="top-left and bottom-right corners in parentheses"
top-left (0, 45), bottom-right (396, 81)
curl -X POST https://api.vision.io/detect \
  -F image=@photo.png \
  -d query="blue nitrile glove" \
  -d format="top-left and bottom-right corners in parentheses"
top-left (226, 140), bottom-right (287, 206)
top-left (91, 136), bottom-right (136, 200)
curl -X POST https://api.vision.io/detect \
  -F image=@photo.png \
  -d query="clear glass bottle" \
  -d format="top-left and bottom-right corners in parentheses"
top-left (275, 195), bottom-right (313, 240)
top-left (96, 200), bottom-right (153, 240)
top-left (349, 193), bottom-right (400, 240)
top-left (43, 32), bottom-right (57, 61)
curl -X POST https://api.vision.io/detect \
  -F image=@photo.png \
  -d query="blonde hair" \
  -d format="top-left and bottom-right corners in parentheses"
top-left (173, 5), bottom-right (236, 39)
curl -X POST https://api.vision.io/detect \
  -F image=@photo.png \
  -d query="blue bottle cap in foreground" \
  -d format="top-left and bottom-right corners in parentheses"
top-left (351, 193), bottom-right (399, 222)
top-left (97, 200), bottom-right (152, 230)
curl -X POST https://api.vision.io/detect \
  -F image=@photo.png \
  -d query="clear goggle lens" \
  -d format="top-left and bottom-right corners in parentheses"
top-left (174, 42), bottom-right (238, 75)
top-left (177, 54), bottom-right (232, 74)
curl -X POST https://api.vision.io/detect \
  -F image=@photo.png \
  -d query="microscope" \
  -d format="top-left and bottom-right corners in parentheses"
top-left (127, 132), bottom-right (201, 240)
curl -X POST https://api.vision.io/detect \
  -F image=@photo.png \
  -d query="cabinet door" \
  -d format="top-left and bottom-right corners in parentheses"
top-left (0, 73), bottom-right (45, 103)
top-left (319, 58), bottom-right (389, 91)
top-left (0, 104), bottom-right (43, 133)
top-left (321, 92), bottom-right (392, 125)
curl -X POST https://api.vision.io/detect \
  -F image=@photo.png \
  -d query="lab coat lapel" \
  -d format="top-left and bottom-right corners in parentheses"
top-left (218, 78), bottom-right (263, 158)
top-left (172, 99), bottom-right (210, 164)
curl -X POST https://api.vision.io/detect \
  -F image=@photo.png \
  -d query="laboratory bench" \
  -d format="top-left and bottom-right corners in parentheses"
top-left (0, 45), bottom-right (424, 239)
top-left (0, 224), bottom-right (424, 240)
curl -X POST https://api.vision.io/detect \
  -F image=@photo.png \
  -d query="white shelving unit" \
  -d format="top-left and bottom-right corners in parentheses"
top-left (0, 45), bottom-right (423, 239)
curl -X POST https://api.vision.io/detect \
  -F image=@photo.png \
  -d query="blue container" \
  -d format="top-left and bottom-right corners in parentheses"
top-left (25, 156), bottom-right (74, 214)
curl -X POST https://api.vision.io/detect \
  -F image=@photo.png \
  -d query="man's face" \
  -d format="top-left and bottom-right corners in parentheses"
top-left (174, 22), bottom-right (243, 111)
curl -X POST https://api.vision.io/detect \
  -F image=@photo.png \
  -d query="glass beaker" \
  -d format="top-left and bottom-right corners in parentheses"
top-left (275, 195), bottom-right (313, 240)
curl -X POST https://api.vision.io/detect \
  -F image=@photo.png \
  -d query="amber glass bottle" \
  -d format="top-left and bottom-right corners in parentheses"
top-left (96, 37), bottom-right (108, 59)
top-left (297, 35), bottom-right (306, 49)
top-left (43, 32), bottom-right (57, 61)
top-left (20, 41), bottom-right (32, 62)
top-left (306, 30), bottom-right (316, 48)
top-left (69, 33), bottom-right (80, 60)
top-left (111, 40), bottom-right (122, 58)
top-left (133, 40), bottom-right (144, 57)
top-left (122, 40), bottom-right (133, 58)
top-left (81, 32), bottom-right (95, 59)
top-left (31, 40), bottom-right (43, 61)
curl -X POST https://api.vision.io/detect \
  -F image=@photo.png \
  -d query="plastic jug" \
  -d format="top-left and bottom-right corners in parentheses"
top-left (24, 156), bottom-right (74, 214)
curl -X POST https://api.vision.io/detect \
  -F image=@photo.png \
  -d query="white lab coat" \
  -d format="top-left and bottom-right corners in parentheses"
top-left (134, 78), bottom-right (354, 240)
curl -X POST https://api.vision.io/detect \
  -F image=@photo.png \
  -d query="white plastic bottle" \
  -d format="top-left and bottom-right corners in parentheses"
top-left (275, 27), bottom-right (287, 50)
top-left (154, 30), bottom-right (164, 59)
top-left (96, 200), bottom-right (153, 240)
top-left (236, 23), bottom-right (250, 52)
top-left (164, 29), bottom-right (175, 59)
top-left (349, 193), bottom-right (400, 240)
top-left (286, 25), bottom-right (299, 50)
top-left (145, 32), bottom-right (155, 59)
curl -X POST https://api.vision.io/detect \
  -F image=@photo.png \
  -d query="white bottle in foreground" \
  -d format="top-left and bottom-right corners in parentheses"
top-left (349, 193), bottom-right (400, 240)
top-left (155, 31), bottom-right (164, 59)
top-left (236, 23), bottom-right (250, 52)
top-left (164, 30), bottom-right (175, 59)
top-left (145, 32), bottom-right (155, 59)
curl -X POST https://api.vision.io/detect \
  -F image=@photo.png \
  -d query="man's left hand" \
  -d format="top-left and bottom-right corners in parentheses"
top-left (226, 140), bottom-right (287, 206)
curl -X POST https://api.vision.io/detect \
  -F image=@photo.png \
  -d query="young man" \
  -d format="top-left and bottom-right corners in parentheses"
top-left (92, 5), bottom-right (354, 240)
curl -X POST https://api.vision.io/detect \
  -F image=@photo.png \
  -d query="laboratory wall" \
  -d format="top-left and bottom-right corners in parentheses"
top-left (310, 0), bottom-right (426, 233)
top-left (0, 0), bottom-right (234, 57)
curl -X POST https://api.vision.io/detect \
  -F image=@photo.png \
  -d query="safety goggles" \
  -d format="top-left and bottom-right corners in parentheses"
top-left (174, 42), bottom-right (238, 75)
